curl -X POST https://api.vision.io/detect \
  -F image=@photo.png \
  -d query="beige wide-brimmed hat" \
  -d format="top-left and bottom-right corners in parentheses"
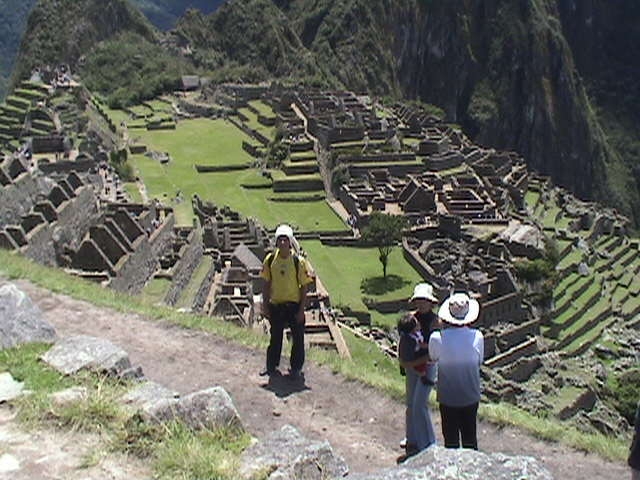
top-left (438, 292), bottom-right (480, 326)
top-left (409, 283), bottom-right (438, 303)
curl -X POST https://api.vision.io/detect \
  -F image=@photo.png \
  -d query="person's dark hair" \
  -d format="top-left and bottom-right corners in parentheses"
top-left (397, 313), bottom-right (417, 335)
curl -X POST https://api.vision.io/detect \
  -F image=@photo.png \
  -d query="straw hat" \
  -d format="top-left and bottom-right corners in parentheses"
top-left (438, 292), bottom-right (480, 326)
top-left (409, 283), bottom-right (438, 303)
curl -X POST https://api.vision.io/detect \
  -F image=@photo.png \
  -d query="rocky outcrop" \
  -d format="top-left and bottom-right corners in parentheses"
top-left (139, 386), bottom-right (244, 432)
top-left (0, 283), bottom-right (57, 349)
top-left (40, 335), bottom-right (138, 377)
top-left (349, 445), bottom-right (554, 480)
top-left (239, 424), bottom-right (348, 480)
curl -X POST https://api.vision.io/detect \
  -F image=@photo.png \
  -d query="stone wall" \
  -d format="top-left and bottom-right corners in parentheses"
top-left (38, 158), bottom-right (96, 174)
top-left (497, 356), bottom-right (541, 382)
top-left (192, 258), bottom-right (217, 312)
top-left (401, 238), bottom-right (449, 298)
top-left (485, 337), bottom-right (538, 368)
top-left (108, 212), bottom-right (175, 294)
top-left (0, 172), bottom-right (55, 227)
top-left (495, 318), bottom-right (540, 349)
top-left (164, 229), bottom-right (204, 306)
top-left (348, 162), bottom-right (424, 178)
top-left (479, 292), bottom-right (525, 328)
top-left (23, 186), bottom-right (100, 265)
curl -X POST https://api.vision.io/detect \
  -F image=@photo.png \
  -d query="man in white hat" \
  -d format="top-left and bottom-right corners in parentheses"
top-left (260, 224), bottom-right (313, 379)
top-left (428, 292), bottom-right (484, 450)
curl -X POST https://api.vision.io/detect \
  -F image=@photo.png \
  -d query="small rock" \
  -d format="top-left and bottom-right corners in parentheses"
top-left (0, 373), bottom-right (24, 403)
top-left (0, 453), bottom-right (20, 473)
top-left (49, 386), bottom-right (88, 408)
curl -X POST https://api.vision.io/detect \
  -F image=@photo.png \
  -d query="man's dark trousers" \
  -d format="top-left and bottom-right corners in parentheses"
top-left (439, 402), bottom-right (479, 449)
top-left (266, 302), bottom-right (305, 372)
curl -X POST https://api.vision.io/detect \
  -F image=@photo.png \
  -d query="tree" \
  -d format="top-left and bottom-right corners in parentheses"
top-left (362, 212), bottom-right (407, 278)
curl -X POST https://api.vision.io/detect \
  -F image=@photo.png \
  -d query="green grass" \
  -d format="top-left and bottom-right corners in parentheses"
top-left (0, 343), bottom-right (71, 395)
top-left (301, 241), bottom-right (422, 311)
top-left (247, 100), bottom-right (274, 117)
top-left (556, 248), bottom-right (583, 271)
top-left (524, 190), bottom-right (540, 210)
top-left (150, 423), bottom-right (250, 480)
top-left (130, 133), bottom-right (344, 230)
top-left (0, 249), bottom-right (631, 464)
top-left (139, 278), bottom-right (171, 305)
top-left (123, 182), bottom-right (143, 203)
top-left (175, 257), bottom-right (213, 310)
top-left (237, 108), bottom-right (275, 138)
top-left (558, 297), bottom-right (610, 340)
top-left (542, 206), bottom-right (562, 229)
top-left (562, 315), bottom-right (617, 356)
top-left (550, 386), bottom-right (584, 415)
top-left (134, 118), bottom-right (254, 167)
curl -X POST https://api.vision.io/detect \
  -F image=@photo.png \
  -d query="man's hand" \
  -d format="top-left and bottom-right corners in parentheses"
top-left (296, 309), bottom-right (305, 324)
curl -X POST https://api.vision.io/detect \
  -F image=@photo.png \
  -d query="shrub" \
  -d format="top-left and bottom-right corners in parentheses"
top-left (604, 369), bottom-right (640, 424)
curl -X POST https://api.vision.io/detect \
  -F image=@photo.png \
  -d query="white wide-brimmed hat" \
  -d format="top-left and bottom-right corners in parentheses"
top-left (409, 283), bottom-right (438, 303)
top-left (438, 292), bottom-right (480, 326)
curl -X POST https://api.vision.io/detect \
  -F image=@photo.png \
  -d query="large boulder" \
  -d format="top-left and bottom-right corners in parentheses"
top-left (349, 446), bottom-right (553, 480)
top-left (41, 335), bottom-right (134, 377)
top-left (239, 425), bottom-right (348, 480)
top-left (140, 386), bottom-right (243, 432)
top-left (0, 283), bottom-right (56, 349)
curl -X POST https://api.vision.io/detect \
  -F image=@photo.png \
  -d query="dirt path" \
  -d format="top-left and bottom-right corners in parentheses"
top-left (7, 279), bottom-right (630, 478)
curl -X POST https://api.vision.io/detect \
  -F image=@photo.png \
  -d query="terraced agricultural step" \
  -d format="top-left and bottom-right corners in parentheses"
top-left (283, 161), bottom-right (319, 175)
top-left (289, 153), bottom-right (316, 163)
top-left (1, 104), bottom-right (27, 119)
top-left (6, 95), bottom-right (31, 109)
top-left (13, 88), bottom-right (47, 101)
top-left (553, 275), bottom-right (592, 316)
top-left (556, 298), bottom-right (612, 351)
top-left (272, 173), bottom-right (324, 192)
top-left (549, 281), bottom-right (602, 337)
top-left (561, 313), bottom-right (618, 357)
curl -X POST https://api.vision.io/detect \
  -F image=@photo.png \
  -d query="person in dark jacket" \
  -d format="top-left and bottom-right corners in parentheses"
top-left (630, 400), bottom-right (640, 480)
top-left (397, 283), bottom-right (439, 462)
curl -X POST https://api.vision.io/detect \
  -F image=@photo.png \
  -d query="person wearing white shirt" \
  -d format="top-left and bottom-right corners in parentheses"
top-left (429, 292), bottom-right (484, 449)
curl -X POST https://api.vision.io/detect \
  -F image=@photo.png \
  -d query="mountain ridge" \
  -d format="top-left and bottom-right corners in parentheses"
top-left (5, 0), bottom-right (640, 226)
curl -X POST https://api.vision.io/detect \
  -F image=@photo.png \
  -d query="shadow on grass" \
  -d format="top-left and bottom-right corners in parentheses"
top-left (360, 275), bottom-right (410, 295)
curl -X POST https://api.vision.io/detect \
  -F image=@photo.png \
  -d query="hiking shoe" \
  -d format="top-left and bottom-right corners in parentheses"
top-left (259, 368), bottom-right (280, 377)
top-left (288, 369), bottom-right (304, 380)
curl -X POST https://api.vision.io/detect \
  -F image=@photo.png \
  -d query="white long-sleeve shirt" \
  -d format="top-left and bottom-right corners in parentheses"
top-left (429, 327), bottom-right (484, 407)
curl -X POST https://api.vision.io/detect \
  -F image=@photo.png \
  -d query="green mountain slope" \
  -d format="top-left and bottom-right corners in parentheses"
top-left (0, 0), bottom-right (38, 99)
top-left (10, 0), bottom-right (158, 89)
top-left (131, 0), bottom-right (225, 30)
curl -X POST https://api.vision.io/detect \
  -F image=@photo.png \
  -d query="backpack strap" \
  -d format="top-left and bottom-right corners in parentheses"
top-left (267, 251), bottom-right (300, 279)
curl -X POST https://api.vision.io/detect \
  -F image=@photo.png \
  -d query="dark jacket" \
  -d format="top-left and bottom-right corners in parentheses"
top-left (630, 401), bottom-right (640, 470)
